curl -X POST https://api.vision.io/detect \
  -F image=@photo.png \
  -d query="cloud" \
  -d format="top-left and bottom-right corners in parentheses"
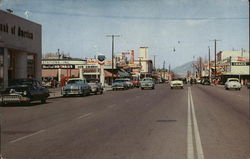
top-left (185, 19), bottom-right (208, 26)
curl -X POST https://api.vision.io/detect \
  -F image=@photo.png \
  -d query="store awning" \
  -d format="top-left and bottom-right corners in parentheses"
top-left (104, 70), bottom-right (118, 78)
top-left (118, 70), bottom-right (131, 78)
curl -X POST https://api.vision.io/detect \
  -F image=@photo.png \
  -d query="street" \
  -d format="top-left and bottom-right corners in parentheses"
top-left (0, 84), bottom-right (249, 159)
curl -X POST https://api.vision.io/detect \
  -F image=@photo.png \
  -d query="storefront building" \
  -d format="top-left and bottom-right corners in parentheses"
top-left (0, 10), bottom-right (42, 90)
top-left (42, 58), bottom-right (87, 82)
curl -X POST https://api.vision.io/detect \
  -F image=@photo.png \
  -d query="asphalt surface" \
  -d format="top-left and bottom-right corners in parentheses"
top-left (0, 84), bottom-right (249, 159)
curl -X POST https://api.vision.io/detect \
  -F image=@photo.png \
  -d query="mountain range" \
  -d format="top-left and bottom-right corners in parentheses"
top-left (172, 61), bottom-right (193, 76)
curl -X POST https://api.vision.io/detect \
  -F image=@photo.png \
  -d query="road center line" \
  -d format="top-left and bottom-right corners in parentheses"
top-left (78, 113), bottom-right (92, 119)
top-left (187, 88), bottom-right (194, 159)
top-left (10, 130), bottom-right (46, 144)
top-left (189, 87), bottom-right (205, 159)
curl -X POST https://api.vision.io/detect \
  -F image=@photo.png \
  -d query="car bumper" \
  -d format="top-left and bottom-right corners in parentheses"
top-left (1, 94), bottom-right (30, 103)
top-left (62, 90), bottom-right (83, 95)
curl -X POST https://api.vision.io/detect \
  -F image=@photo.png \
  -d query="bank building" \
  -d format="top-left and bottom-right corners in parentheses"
top-left (0, 10), bottom-right (42, 90)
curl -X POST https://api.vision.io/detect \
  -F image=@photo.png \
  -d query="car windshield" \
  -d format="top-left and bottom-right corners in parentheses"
top-left (114, 80), bottom-right (125, 83)
top-left (10, 79), bottom-right (33, 86)
top-left (229, 79), bottom-right (239, 82)
top-left (67, 80), bottom-right (84, 84)
top-left (86, 79), bottom-right (98, 83)
top-left (142, 78), bottom-right (152, 81)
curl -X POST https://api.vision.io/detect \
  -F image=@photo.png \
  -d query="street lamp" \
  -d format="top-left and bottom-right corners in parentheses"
top-left (106, 35), bottom-right (120, 84)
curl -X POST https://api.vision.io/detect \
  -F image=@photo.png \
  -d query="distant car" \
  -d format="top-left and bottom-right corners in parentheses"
top-left (247, 82), bottom-right (250, 89)
top-left (123, 78), bottom-right (134, 88)
top-left (86, 78), bottom-right (103, 95)
top-left (225, 78), bottom-right (241, 90)
top-left (0, 78), bottom-right (50, 105)
top-left (140, 77), bottom-right (155, 90)
top-left (202, 79), bottom-right (211, 85)
top-left (62, 78), bottom-right (91, 96)
top-left (170, 79), bottom-right (184, 89)
top-left (132, 80), bottom-right (140, 88)
top-left (196, 79), bottom-right (202, 84)
top-left (112, 79), bottom-right (128, 90)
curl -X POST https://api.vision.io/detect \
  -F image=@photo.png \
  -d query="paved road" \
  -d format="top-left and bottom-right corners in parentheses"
top-left (0, 84), bottom-right (249, 159)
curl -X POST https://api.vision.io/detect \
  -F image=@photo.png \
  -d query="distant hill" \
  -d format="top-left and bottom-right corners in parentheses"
top-left (172, 61), bottom-right (193, 76)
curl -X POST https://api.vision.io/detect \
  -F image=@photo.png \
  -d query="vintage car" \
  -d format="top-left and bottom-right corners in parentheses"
top-left (86, 78), bottom-right (103, 95)
top-left (225, 78), bottom-right (241, 90)
top-left (112, 79), bottom-right (129, 90)
top-left (170, 79), bottom-right (184, 89)
top-left (0, 78), bottom-right (50, 105)
top-left (140, 77), bottom-right (155, 90)
top-left (62, 78), bottom-right (91, 96)
top-left (247, 82), bottom-right (250, 89)
top-left (202, 79), bottom-right (211, 85)
top-left (124, 78), bottom-right (134, 88)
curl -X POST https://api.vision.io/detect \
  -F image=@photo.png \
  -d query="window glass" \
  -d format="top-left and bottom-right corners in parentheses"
top-left (27, 54), bottom-right (35, 78)
top-left (0, 48), bottom-right (4, 90)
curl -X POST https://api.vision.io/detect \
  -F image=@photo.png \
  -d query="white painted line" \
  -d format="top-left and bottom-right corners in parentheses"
top-left (189, 87), bottom-right (205, 159)
top-left (78, 113), bottom-right (92, 119)
top-left (10, 130), bottom-right (46, 144)
top-left (187, 88), bottom-right (194, 159)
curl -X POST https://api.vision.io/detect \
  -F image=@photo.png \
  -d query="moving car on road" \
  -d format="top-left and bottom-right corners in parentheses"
top-left (202, 79), bottom-right (211, 85)
top-left (225, 78), bottom-right (241, 90)
top-left (112, 79), bottom-right (129, 90)
top-left (0, 78), bottom-right (50, 105)
top-left (62, 78), bottom-right (91, 96)
top-left (140, 77), bottom-right (155, 90)
top-left (170, 78), bottom-right (184, 89)
top-left (86, 78), bottom-right (103, 95)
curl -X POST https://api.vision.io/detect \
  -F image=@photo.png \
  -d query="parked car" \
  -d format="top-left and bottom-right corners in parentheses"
top-left (170, 78), bottom-right (184, 89)
top-left (86, 78), bottom-right (103, 95)
top-left (225, 78), bottom-right (241, 90)
top-left (202, 79), bottom-right (211, 85)
top-left (112, 79), bottom-right (129, 90)
top-left (140, 77), bottom-right (155, 90)
top-left (124, 78), bottom-right (134, 88)
top-left (62, 78), bottom-right (91, 96)
top-left (132, 80), bottom-right (140, 88)
top-left (247, 82), bottom-right (250, 89)
top-left (0, 78), bottom-right (50, 105)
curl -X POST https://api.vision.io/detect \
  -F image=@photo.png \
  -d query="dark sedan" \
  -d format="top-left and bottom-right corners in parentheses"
top-left (1, 78), bottom-right (50, 105)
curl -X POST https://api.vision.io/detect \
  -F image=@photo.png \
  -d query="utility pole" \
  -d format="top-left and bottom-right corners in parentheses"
top-left (163, 60), bottom-right (165, 80)
top-left (168, 64), bottom-right (171, 80)
top-left (208, 46), bottom-right (211, 81)
top-left (106, 35), bottom-right (120, 84)
top-left (210, 39), bottom-right (221, 79)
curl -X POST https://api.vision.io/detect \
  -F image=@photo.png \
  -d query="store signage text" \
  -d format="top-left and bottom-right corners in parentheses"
top-left (231, 62), bottom-right (250, 66)
top-left (42, 65), bottom-right (75, 69)
top-left (0, 23), bottom-right (33, 40)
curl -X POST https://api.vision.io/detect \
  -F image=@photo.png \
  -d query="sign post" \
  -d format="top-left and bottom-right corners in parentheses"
top-left (97, 55), bottom-right (106, 87)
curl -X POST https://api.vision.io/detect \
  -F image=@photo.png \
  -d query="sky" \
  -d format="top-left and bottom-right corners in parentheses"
top-left (0, 0), bottom-right (249, 68)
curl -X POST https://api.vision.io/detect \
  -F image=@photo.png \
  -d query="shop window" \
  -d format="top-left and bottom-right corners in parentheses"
top-left (27, 54), bottom-right (35, 78)
top-left (0, 48), bottom-right (4, 89)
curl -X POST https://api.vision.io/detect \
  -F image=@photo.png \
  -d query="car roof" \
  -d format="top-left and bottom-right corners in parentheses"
top-left (68, 78), bottom-right (85, 81)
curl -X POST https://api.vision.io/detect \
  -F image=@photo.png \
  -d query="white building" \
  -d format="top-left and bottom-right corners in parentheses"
top-left (0, 10), bottom-right (42, 90)
top-left (139, 47), bottom-right (152, 73)
top-left (217, 50), bottom-right (250, 83)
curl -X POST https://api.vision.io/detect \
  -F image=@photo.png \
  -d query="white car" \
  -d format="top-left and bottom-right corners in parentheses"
top-left (170, 79), bottom-right (184, 89)
top-left (225, 78), bottom-right (241, 90)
